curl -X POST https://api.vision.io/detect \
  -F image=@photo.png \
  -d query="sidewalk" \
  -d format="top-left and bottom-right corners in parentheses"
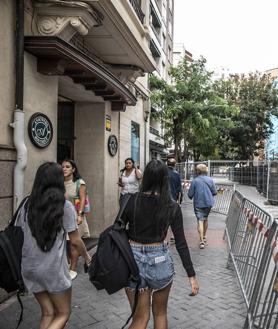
top-left (0, 202), bottom-right (246, 329)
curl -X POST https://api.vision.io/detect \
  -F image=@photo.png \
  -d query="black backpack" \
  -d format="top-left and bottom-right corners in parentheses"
top-left (88, 194), bottom-right (141, 328)
top-left (0, 196), bottom-right (28, 328)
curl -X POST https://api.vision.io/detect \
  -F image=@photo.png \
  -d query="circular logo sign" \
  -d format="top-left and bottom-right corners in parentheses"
top-left (108, 135), bottom-right (118, 156)
top-left (28, 113), bottom-right (53, 148)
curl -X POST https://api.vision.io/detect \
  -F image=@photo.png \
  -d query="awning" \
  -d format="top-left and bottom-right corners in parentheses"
top-left (24, 36), bottom-right (137, 111)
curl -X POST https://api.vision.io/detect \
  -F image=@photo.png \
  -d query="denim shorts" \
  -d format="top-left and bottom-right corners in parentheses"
top-left (126, 243), bottom-right (175, 292)
top-left (194, 206), bottom-right (211, 220)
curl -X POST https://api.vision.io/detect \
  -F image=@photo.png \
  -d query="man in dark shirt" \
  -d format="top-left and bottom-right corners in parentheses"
top-left (167, 158), bottom-right (182, 203)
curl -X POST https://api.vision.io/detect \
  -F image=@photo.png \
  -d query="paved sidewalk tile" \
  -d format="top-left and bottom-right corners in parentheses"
top-left (0, 203), bottom-right (246, 329)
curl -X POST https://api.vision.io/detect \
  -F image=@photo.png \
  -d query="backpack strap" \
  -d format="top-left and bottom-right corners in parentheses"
top-left (121, 282), bottom-right (140, 329)
top-left (114, 194), bottom-right (131, 224)
top-left (9, 196), bottom-right (29, 227)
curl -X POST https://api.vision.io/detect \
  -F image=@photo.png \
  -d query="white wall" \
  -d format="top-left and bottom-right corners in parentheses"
top-left (23, 52), bottom-right (58, 194)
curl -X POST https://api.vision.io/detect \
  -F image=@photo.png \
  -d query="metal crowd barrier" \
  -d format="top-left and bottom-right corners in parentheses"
top-left (183, 181), bottom-right (234, 215)
top-left (225, 190), bottom-right (278, 328)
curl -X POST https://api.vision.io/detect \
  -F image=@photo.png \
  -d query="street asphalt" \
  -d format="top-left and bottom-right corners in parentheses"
top-left (0, 194), bottom-right (249, 329)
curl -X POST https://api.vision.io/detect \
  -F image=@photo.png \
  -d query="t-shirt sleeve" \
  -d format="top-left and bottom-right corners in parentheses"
top-left (170, 204), bottom-right (196, 277)
top-left (79, 178), bottom-right (86, 186)
top-left (63, 200), bottom-right (78, 233)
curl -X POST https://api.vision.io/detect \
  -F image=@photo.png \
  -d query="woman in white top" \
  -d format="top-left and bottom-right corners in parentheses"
top-left (118, 158), bottom-right (142, 203)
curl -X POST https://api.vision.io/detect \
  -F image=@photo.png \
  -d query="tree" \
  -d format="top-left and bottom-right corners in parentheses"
top-left (214, 72), bottom-right (278, 159)
top-left (150, 57), bottom-right (237, 161)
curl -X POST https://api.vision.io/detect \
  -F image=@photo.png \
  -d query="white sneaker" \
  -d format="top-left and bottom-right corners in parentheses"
top-left (69, 270), bottom-right (77, 280)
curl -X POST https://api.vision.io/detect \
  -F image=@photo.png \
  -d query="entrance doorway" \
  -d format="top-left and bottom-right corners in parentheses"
top-left (57, 100), bottom-right (75, 163)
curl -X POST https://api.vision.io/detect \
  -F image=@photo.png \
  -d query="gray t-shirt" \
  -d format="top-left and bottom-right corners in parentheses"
top-left (16, 200), bottom-right (78, 294)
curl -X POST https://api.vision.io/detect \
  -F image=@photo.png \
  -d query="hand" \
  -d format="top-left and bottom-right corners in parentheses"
top-left (84, 256), bottom-right (91, 273)
top-left (188, 276), bottom-right (199, 296)
top-left (77, 215), bottom-right (83, 225)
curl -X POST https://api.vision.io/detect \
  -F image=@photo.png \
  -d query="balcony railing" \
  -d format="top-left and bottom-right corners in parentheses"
top-left (129, 0), bottom-right (145, 24)
top-left (150, 126), bottom-right (160, 137)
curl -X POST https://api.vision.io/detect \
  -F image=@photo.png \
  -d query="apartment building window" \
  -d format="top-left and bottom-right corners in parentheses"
top-left (161, 61), bottom-right (166, 80)
top-left (168, 46), bottom-right (172, 60)
top-left (150, 3), bottom-right (162, 42)
top-left (162, 0), bottom-right (167, 22)
top-left (131, 121), bottom-right (140, 163)
top-left (162, 33), bottom-right (166, 51)
top-left (168, 16), bottom-right (173, 37)
top-left (169, 0), bottom-right (173, 12)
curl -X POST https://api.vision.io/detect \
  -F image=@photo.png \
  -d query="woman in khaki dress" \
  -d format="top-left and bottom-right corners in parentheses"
top-left (62, 159), bottom-right (91, 280)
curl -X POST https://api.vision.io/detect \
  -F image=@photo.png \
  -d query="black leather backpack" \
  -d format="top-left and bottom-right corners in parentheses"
top-left (0, 196), bottom-right (28, 328)
top-left (88, 194), bottom-right (141, 328)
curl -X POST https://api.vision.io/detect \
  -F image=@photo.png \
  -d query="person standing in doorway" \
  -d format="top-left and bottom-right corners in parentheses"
top-left (118, 157), bottom-right (142, 205)
top-left (16, 162), bottom-right (91, 329)
top-left (62, 159), bottom-right (91, 280)
top-left (187, 164), bottom-right (217, 249)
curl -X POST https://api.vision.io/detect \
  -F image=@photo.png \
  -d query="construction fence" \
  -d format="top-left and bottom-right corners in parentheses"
top-left (176, 160), bottom-right (278, 205)
top-left (225, 190), bottom-right (278, 329)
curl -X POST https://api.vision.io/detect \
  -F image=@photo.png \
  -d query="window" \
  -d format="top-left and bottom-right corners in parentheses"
top-left (168, 16), bottom-right (173, 37)
top-left (162, 0), bottom-right (167, 21)
top-left (131, 121), bottom-right (140, 164)
top-left (169, 0), bottom-right (173, 12)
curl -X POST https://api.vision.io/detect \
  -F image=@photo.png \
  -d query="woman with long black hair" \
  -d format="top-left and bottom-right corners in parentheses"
top-left (62, 159), bottom-right (91, 280)
top-left (16, 162), bottom-right (91, 329)
top-left (122, 160), bottom-right (199, 329)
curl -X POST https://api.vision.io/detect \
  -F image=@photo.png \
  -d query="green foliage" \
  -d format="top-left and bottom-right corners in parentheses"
top-left (214, 73), bottom-right (278, 159)
top-left (150, 57), bottom-right (237, 161)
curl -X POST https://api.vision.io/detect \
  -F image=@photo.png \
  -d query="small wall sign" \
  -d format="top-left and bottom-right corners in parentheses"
top-left (105, 114), bottom-right (111, 131)
top-left (108, 135), bottom-right (118, 156)
top-left (28, 113), bottom-right (53, 148)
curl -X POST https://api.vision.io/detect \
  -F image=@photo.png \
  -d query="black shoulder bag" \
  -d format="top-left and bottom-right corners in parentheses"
top-left (88, 194), bottom-right (141, 329)
top-left (0, 196), bottom-right (29, 329)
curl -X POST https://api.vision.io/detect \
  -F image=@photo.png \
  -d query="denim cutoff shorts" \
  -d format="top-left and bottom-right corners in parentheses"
top-left (126, 243), bottom-right (175, 292)
top-left (194, 206), bottom-right (211, 220)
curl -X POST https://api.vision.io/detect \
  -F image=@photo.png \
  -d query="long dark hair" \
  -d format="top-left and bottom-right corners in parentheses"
top-left (136, 160), bottom-right (173, 224)
top-left (28, 162), bottom-right (65, 252)
top-left (63, 159), bottom-right (82, 182)
top-left (120, 157), bottom-right (135, 174)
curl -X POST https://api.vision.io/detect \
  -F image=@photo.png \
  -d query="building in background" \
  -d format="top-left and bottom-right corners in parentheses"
top-left (148, 0), bottom-right (174, 160)
top-left (0, 0), bottom-right (159, 238)
top-left (173, 43), bottom-right (193, 66)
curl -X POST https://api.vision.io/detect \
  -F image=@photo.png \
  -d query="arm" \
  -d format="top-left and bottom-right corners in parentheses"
top-left (211, 180), bottom-right (217, 196)
top-left (170, 205), bottom-right (199, 295)
top-left (68, 229), bottom-right (91, 264)
top-left (134, 167), bottom-right (142, 180)
top-left (187, 180), bottom-right (195, 199)
top-left (77, 184), bottom-right (86, 224)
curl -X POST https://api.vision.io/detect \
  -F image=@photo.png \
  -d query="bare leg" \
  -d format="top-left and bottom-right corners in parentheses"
top-left (34, 292), bottom-right (54, 329)
top-left (204, 219), bottom-right (208, 238)
top-left (46, 288), bottom-right (72, 329)
top-left (152, 283), bottom-right (172, 329)
top-left (198, 220), bottom-right (205, 242)
top-left (125, 289), bottom-right (151, 329)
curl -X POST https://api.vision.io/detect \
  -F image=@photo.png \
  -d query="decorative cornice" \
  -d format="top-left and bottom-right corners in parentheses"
top-left (33, 1), bottom-right (103, 41)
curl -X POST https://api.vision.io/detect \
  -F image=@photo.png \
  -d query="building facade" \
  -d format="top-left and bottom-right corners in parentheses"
top-left (0, 0), bottom-right (159, 238)
top-left (148, 0), bottom-right (174, 160)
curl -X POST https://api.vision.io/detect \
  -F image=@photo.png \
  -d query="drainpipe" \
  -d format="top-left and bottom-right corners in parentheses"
top-left (10, 0), bottom-right (27, 211)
